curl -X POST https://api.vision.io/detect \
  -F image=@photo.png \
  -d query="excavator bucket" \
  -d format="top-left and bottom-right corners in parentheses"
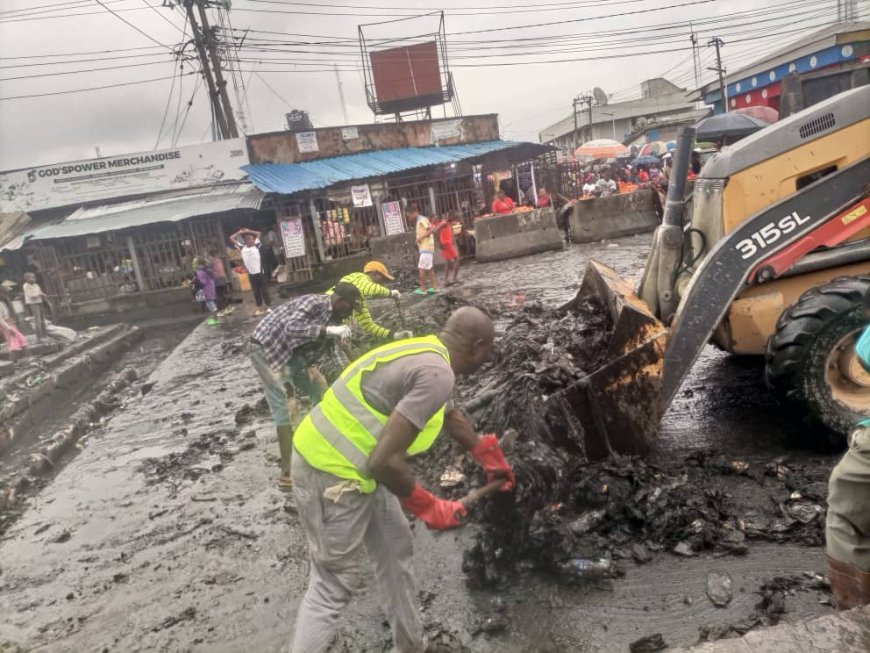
top-left (556, 261), bottom-right (669, 459)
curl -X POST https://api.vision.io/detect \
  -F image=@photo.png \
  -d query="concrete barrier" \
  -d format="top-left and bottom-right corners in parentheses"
top-left (474, 208), bottom-right (564, 263)
top-left (369, 232), bottom-right (446, 272)
top-left (570, 189), bottom-right (662, 244)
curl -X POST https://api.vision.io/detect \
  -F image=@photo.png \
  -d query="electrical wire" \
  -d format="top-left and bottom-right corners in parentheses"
top-left (141, 0), bottom-right (187, 35)
top-left (0, 74), bottom-right (191, 101)
top-left (154, 65), bottom-right (179, 149)
top-left (92, 0), bottom-right (171, 50)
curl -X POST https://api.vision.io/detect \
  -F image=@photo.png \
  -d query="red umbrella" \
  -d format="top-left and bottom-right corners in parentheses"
top-left (733, 105), bottom-right (778, 123)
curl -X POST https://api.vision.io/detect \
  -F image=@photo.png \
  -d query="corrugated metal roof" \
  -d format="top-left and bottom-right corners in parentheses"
top-left (0, 211), bottom-right (31, 250)
top-left (28, 184), bottom-right (264, 241)
top-left (243, 140), bottom-right (550, 195)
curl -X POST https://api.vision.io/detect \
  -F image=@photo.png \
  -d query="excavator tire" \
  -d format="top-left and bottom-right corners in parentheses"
top-left (765, 275), bottom-right (870, 444)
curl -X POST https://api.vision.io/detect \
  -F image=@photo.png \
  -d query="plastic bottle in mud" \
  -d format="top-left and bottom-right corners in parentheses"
top-left (558, 558), bottom-right (617, 581)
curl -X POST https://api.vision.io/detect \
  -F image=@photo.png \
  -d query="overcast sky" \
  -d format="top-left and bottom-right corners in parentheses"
top-left (0, 0), bottom-right (855, 170)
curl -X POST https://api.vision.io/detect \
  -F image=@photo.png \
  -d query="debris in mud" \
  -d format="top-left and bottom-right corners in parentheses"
top-left (697, 572), bottom-right (832, 642)
top-left (453, 447), bottom-right (829, 588)
top-left (136, 427), bottom-right (251, 486)
top-left (233, 397), bottom-right (269, 425)
top-left (629, 633), bottom-right (667, 652)
top-left (706, 571), bottom-right (733, 607)
top-left (152, 606), bottom-right (197, 632)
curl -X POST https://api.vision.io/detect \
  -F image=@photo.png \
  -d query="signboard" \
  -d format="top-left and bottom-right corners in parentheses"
top-left (280, 218), bottom-right (306, 258)
top-left (295, 131), bottom-right (319, 153)
top-left (431, 119), bottom-right (462, 143)
top-left (0, 138), bottom-right (249, 213)
top-left (382, 201), bottom-right (404, 236)
top-left (341, 126), bottom-right (359, 141)
top-left (351, 184), bottom-right (373, 208)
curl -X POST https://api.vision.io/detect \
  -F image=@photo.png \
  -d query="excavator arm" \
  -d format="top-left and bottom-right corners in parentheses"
top-left (559, 144), bottom-right (869, 458)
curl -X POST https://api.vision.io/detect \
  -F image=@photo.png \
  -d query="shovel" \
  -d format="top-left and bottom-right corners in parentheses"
top-left (394, 297), bottom-right (407, 330)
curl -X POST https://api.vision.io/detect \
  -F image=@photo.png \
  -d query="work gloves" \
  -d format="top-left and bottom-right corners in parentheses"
top-left (400, 483), bottom-right (466, 530)
top-left (391, 289), bottom-right (401, 300)
top-left (325, 325), bottom-right (351, 340)
top-left (393, 330), bottom-right (413, 340)
top-left (470, 434), bottom-right (516, 491)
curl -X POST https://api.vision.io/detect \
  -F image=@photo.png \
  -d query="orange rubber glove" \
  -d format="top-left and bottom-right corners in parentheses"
top-left (400, 483), bottom-right (466, 530)
top-left (470, 434), bottom-right (516, 491)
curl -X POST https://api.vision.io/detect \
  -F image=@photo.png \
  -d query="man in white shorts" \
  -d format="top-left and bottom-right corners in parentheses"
top-left (409, 203), bottom-right (444, 296)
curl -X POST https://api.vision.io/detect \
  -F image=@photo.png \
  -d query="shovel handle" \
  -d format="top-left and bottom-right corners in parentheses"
top-left (460, 478), bottom-right (509, 508)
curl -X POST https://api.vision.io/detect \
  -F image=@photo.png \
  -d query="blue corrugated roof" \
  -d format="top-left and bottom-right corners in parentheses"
top-left (243, 140), bottom-right (544, 195)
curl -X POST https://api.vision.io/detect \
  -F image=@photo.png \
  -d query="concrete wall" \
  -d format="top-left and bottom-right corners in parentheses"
top-left (68, 286), bottom-right (193, 319)
top-left (369, 232), bottom-right (446, 273)
top-left (247, 115), bottom-right (500, 164)
top-left (474, 208), bottom-right (564, 263)
top-left (570, 189), bottom-right (661, 244)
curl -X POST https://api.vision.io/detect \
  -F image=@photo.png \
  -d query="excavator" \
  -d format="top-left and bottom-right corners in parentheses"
top-left (563, 84), bottom-right (869, 458)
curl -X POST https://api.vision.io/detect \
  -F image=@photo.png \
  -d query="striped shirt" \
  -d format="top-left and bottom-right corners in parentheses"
top-left (328, 272), bottom-right (392, 339)
top-left (252, 294), bottom-right (333, 370)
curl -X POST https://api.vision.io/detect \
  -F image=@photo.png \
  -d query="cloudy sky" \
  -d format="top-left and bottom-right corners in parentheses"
top-left (0, 0), bottom-right (854, 170)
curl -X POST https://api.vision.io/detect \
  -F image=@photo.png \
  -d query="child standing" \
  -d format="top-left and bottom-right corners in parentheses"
top-left (408, 203), bottom-right (445, 296)
top-left (439, 212), bottom-right (461, 287)
top-left (195, 259), bottom-right (220, 326)
top-left (22, 272), bottom-right (48, 341)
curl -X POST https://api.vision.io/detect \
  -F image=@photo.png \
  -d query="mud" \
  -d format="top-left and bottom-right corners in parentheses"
top-left (0, 235), bottom-right (845, 653)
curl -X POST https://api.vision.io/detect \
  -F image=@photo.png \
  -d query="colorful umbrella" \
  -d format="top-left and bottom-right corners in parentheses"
top-left (665, 140), bottom-right (677, 152)
top-left (633, 155), bottom-right (662, 168)
top-left (638, 141), bottom-right (668, 156)
top-left (733, 105), bottom-right (779, 124)
top-left (575, 139), bottom-right (630, 162)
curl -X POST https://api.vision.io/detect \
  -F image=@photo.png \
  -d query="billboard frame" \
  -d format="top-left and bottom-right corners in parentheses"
top-left (358, 11), bottom-right (454, 119)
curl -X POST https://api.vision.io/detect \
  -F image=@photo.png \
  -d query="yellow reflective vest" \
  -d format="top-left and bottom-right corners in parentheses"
top-left (293, 335), bottom-right (450, 492)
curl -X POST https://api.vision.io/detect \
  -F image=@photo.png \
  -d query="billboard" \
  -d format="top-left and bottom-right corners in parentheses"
top-left (0, 138), bottom-right (249, 213)
top-left (370, 41), bottom-right (444, 114)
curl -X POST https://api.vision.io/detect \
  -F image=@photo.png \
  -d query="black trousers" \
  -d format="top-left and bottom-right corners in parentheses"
top-left (249, 272), bottom-right (271, 307)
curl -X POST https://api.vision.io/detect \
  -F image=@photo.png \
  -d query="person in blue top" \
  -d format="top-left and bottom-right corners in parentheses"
top-left (825, 286), bottom-right (870, 610)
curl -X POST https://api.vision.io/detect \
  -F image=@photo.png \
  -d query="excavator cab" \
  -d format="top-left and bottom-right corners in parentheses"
top-left (560, 85), bottom-right (870, 456)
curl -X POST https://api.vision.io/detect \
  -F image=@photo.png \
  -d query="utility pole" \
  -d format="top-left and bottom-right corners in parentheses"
top-left (195, 1), bottom-right (239, 138)
top-left (183, 1), bottom-right (229, 139)
top-left (335, 64), bottom-right (349, 125)
top-left (690, 25), bottom-right (702, 109)
top-left (708, 37), bottom-right (728, 113)
top-left (573, 95), bottom-right (581, 150)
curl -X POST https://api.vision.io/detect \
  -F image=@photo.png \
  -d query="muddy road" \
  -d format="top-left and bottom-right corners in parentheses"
top-left (0, 236), bottom-right (842, 653)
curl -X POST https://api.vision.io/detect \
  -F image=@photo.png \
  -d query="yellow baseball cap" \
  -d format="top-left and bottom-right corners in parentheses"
top-left (364, 260), bottom-right (394, 281)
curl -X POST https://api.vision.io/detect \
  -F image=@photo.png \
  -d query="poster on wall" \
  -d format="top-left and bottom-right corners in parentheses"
top-left (0, 138), bottom-right (250, 213)
top-left (382, 201), bottom-right (404, 236)
top-left (280, 218), bottom-right (306, 258)
top-left (341, 126), bottom-right (359, 141)
top-left (295, 131), bottom-right (319, 153)
top-left (351, 184), bottom-right (373, 207)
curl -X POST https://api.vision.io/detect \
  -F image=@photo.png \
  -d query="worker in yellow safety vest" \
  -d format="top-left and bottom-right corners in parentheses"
top-left (326, 260), bottom-right (413, 341)
top-left (288, 306), bottom-right (515, 653)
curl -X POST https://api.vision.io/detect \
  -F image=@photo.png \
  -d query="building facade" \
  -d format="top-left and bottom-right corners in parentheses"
top-left (539, 78), bottom-right (707, 155)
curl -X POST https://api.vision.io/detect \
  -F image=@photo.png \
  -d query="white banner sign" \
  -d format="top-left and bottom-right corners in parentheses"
top-left (351, 184), bottom-right (373, 208)
top-left (341, 126), bottom-right (359, 141)
top-left (0, 138), bottom-right (249, 213)
top-left (295, 131), bottom-right (319, 153)
top-left (430, 119), bottom-right (463, 143)
top-left (382, 201), bottom-right (404, 236)
top-left (280, 218), bottom-right (306, 258)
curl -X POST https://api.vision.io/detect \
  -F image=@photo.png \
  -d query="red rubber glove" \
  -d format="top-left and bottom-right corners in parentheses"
top-left (399, 483), bottom-right (466, 530)
top-left (470, 434), bottom-right (516, 491)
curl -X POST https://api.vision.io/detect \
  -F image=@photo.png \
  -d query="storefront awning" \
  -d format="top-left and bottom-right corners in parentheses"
top-left (26, 184), bottom-right (264, 242)
top-left (0, 212), bottom-right (32, 251)
top-left (243, 140), bottom-right (554, 195)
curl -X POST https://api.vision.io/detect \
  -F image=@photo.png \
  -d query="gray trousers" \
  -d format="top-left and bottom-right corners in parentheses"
top-left (290, 453), bottom-right (424, 653)
top-left (826, 424), bottom-right (870, 570)
top-left (29, 302), bottom-right (46, 340)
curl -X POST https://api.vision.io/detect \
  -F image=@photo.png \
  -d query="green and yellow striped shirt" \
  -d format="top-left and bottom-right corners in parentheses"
top-left (327, 271), bottom-right (392, 339)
